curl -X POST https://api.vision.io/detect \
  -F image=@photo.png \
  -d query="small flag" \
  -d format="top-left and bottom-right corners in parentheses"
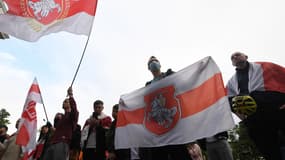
top-left (16, 78), bottom-right (43, 158)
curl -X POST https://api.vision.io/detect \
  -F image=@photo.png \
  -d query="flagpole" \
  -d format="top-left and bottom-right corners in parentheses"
top-left (41, 98), bottom-right (49, 122)
top-left (37, 78), bottom-right (49, 122)
top-left (0, 0), bottom-right (7, 13)
top-left (70, 0), bottom-right (98, 87)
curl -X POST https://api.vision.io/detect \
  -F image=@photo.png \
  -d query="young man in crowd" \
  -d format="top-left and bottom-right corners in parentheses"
top-left (81, 100), bottom-right (112, 160)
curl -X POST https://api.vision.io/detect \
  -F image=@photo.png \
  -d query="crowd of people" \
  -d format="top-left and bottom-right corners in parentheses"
top-left (0, 52), bottom-right (284, 160)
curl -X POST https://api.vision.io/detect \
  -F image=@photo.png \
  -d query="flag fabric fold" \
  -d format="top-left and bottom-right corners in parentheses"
top-left (16, 78), bottom-right (43, 158)
top-left (0, 0), bottom-right (97, 41)
top-left (115, 56), bottom-right (235, 149)
top-left (227, 61), bottom-right (285, 97)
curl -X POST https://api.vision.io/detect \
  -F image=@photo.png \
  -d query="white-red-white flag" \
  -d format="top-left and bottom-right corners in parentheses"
top-left (16, 78), bottom-right (43, 157)
top-left (115, 56), bottom-right (235, 149)
top-left (0, 0), bottom-right (97, 41)
top-left (227, 62), bottom-right (285, 96)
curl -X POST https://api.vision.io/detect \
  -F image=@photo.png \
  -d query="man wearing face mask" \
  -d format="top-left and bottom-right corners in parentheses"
top-left (139, 56), bottom-right (192, 160)
top-left (145, 56), bottom-right (174, 85)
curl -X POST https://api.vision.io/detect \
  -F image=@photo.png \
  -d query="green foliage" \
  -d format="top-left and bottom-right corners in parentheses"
top-left (229, 124), bottom-right (265, 160)
top-left (0, 108), bottom-right (11, 126)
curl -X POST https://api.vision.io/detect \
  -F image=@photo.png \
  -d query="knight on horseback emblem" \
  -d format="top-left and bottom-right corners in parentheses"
top-left (28, 0), bottom-right (61, 20)
top-left (144, 85), bottom-right (180, 135)
top-left (20, 0), bottom-right (69, 26)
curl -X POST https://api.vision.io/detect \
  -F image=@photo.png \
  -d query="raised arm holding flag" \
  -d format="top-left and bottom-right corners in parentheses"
top-left (42, 86), bottom-right (79, 160)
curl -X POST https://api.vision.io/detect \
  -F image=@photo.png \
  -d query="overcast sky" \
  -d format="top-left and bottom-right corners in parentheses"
top-left (1, 0), bottom-right (285, 133)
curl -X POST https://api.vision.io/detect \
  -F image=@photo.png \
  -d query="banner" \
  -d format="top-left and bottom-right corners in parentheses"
top-left (227, 62), bottom-right (285, 97)
top-left (115, 56), bottom-right (235, 149)
top-left (16, 78), bottom-right (43, 157)
top-left (0, 0), bottom-right (97, 41)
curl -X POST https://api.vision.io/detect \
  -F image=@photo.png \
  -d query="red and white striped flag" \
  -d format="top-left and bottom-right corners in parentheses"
top-left (227, 62), bottom-right (285, 97)
top-left (0, 0), bottom-right (97, 41)
top-left (16, 78), bottom-right (43, 159)
top-left (115, 56), bottom-right (235, 149)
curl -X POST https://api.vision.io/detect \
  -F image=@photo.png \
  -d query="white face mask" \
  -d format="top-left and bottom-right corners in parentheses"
top-left (149, 61), bottom-right (161, 72)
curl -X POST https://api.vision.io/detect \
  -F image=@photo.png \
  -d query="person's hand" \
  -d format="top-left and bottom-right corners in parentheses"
top-left (89, 117), bottom-right (100, 126)
top-left (67, 87), bottom-right (73, 97)
top-left (280, 104), bottom-right (285, 110)
top-left (107, 152), bottom-right (116, 160)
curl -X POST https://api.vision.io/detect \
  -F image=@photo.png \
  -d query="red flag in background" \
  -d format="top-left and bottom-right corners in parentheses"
top-left (16, 78), bottom-right (43, 158)
top-left (0, 0), bottom-right (97, 41)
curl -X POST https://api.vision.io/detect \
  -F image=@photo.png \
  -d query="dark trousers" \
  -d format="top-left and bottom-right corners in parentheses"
top-left (248, 91), bottom-right (285, 160)
top-left (83, 148), bottom-right (106, 160)
top-left (244, 109), bottom-right (285, 160)
top-left (140, 145), bottom-right (192, 160)
top-left (42, 142), bottom-right (69, 160)
top-left (116, 149), bottom-right (131, 160)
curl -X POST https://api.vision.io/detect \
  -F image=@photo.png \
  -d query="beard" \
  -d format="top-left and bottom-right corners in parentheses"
top-left (235, 60), bottom-right (247, 68)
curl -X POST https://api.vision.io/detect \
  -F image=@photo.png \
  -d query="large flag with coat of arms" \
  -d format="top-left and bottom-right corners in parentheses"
top-left (0, 0), bottom-right (97, 41)
top-left (115, 56), bottom-right (235, 149)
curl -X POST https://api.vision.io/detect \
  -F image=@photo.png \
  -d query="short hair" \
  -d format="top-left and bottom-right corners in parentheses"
top-left (62, 98), bottom-right (70, 108)
top-left (94, 100), bottom-right (104, 107)
top-left (55, 112), bottom-right (64, 119)
top-left (0, 125), bottom-right (8, 131)
top-left (113, 104), bottom-right (119, 111)
top-left (231, 52), bottom-right (247, 60)
top-left (147, 56), bottom-right (159, 65)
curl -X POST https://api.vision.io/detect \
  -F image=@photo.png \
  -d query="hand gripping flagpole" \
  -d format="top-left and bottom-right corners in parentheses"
top-left (70, 0), bottom-right (98, 87)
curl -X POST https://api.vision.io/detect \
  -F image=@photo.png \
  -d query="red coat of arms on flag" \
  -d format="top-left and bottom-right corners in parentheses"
top-left (1, 0), bottom-right (96, 41)
top-left (22, 0), bottom-right (69, 25)
top-left (144, 85), bottom-right (180, 135)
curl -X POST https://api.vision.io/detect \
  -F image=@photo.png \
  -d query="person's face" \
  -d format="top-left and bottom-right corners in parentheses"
top-left (148, 60), bottom-right (161, 78)
top-left (112, 109), bottom-right (118, 120)
top-left (41, 126), bottom-right (49, 134)
top-left (94, 104), bottom-right (104, 115)
top-left (16, 119), bottom-right (21, 129)
top-left (231, 52), bottom-right (248, 68)
top-left (2, 128), bottom-right (7, 135)
top-left (63, 99), bottom-right (71, 113)
top-left (55, 113), bottom-right (63, 120)
top-left (0, 128), bottom-right (4, 135)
